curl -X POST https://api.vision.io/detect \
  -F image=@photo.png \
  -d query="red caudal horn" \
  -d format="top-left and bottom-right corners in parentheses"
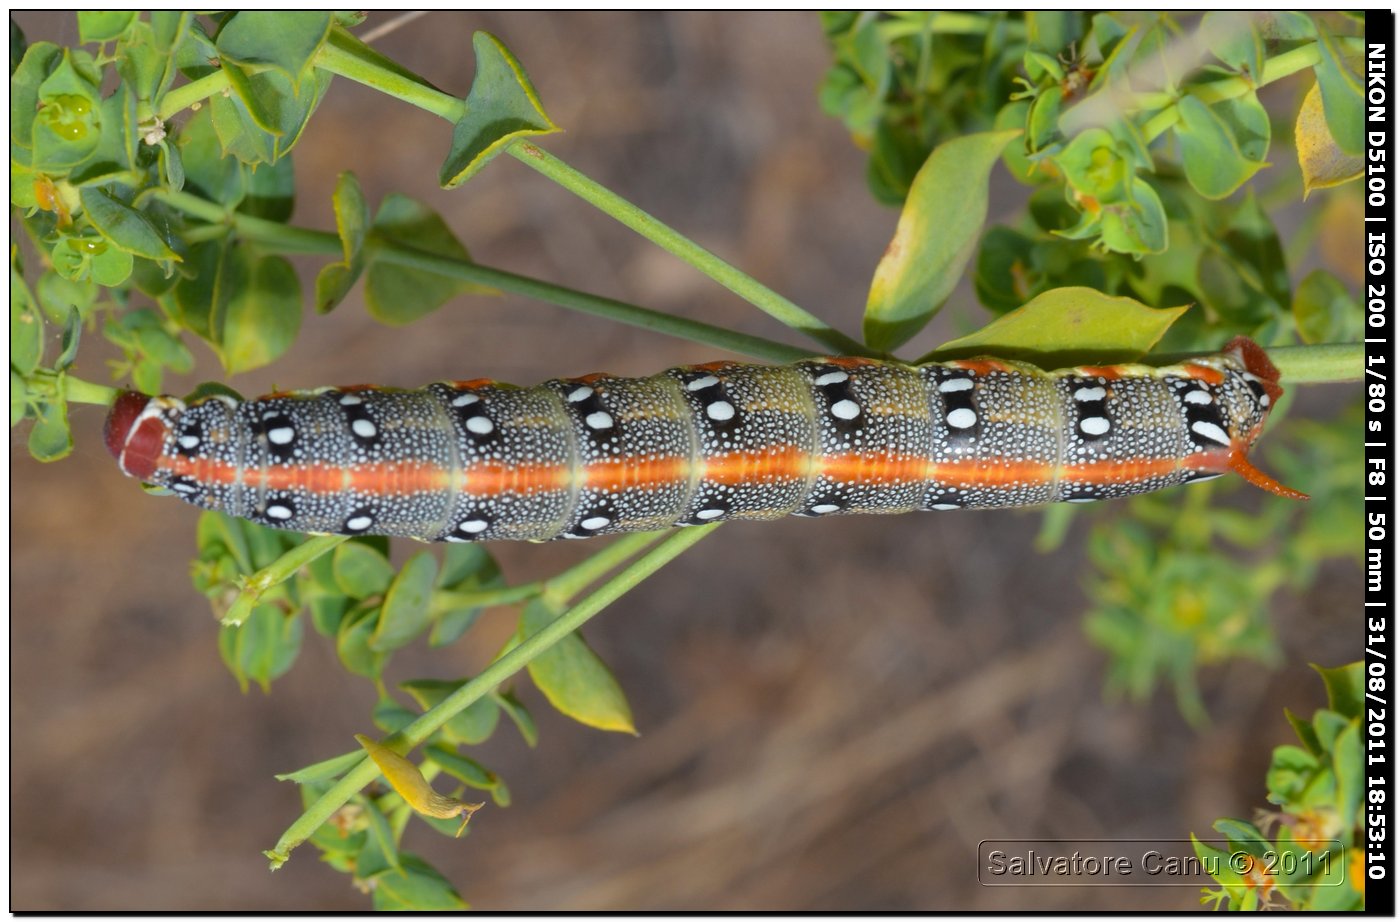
top-left (104, 391), bottom-right (164, 481)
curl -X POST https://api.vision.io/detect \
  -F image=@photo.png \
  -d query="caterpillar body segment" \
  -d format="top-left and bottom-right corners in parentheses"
top-left (104, 338), bottom-right (1305, 543)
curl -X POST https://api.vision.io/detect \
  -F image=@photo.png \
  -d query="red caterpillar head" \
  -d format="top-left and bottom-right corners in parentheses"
top-left (1216, 338), bottom-right (1307, 501)
top-left (105, 391), bottom-right (174, 481)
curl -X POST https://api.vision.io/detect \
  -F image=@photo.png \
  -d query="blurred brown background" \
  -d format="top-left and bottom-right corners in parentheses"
top-left (11, 11), bottom-right (1360, 911)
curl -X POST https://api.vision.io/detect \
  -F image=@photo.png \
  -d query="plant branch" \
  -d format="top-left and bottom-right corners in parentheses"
top-left (265, 523), bottom-right (718, 869)
top-left (508, 143), bottom-right (873, 357)
top-left (153, 189), bottom-right (815, 363)
top-left (222, 534), bottom-right (349, 626)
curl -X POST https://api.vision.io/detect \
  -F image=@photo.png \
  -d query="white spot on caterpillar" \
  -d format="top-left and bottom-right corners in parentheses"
top-left (466, 416), bottom-right (494, 435)
top-left (706, 400), bottom-right (736, 421)
top-left (1191, 420), bottom-right (1231, 446)
top-left (339, 393), bottom-right (363, 406)
top-left (810, 503), bottom-right (840, 514)
top-left (172, 481), bottom-right (198, 494)
top-left (267, 504), bottom-right (293, 520)
top-left (938, 378), bottom-right (974, 393)
top-left (946, 407), bottom-right (977, 429)
top-left (1079, 416), bottom-right (1110, 436)
top-left (346, 515), bottom-right (373, 531)
top-left (443, 535), bottom-right (469, 543)
top-left (813, 370), bottom-right (849, 386)
top-left (451, 393), bottom-right (480, 407)
top-left (458, 519), bottom-right (488, 535)
top-left (830, 399), bottom-right (861, 420)
top-left (1259, 393), bottom-right (1271, 408)
top-left (1073, 386), bottom-right (1106, 402)
top-left (351, 418), bottom-right (377, 439)
top-left (1067, 497), bottom-right (1100, 504)
top-left (585, 411), bottom-right (614, 430)
top-left (567, 386), bottom-right (593, 403)
top-left (931, 503), bottom-right (960, 511)
top-left (178, 434), bottom-right (201, 449)
top-left (580, 516), bottom-right (610, 530)
top-left (696, 507), bottom-right (725, 520)
top-left (268, 426), bottom-right (295, 445)
top-left (686, 375), bottom-right (719, 391)
top-left (1183, 389), bottom-right (1212, 405)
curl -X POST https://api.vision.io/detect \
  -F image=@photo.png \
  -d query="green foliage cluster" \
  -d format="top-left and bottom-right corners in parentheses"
top-left (1193, 663), bottom-right (1367, 910)
top-left (824, 10), bottom-right (1364, 724)
top-left (10, 11), bottom-right (1364, 910)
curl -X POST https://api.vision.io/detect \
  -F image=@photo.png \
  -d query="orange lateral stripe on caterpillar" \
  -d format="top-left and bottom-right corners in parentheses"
top-left (103, 338), bottom-right (1306, 543)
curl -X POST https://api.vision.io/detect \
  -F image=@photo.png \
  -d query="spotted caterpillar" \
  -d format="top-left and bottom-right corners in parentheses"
top-left (105, 337), bottom-right (1305, 543)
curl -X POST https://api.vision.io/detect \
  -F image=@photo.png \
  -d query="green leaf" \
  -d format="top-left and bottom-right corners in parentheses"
top-left (1054, 128), bottom-right (1131, 203)
top-left (27, 393), bottom-right (73, 461)
top-left (77, 187), bottom-right (179, 262)
top-left (430, 543), bottom-right (504, 647)
top-left (1313, 32), bottom-right (1363, 157)
top-left (400, 679), bottom-right (501, 745)
top-left (36, 265), bottom-right (98, 323)
top-left (10, 41), bottom-right (62, 150)
top-left (424, 744), bottom-right (505, 794)
top-left (1267, 743), bottom-right (1320, 804)
top-left (215, 11), bottom-right (332, 80)
top-left (521, 599), bottom-right (635, 734)
top-left (493, 688), bottom-right (538, 748)
top-left (177, 107), bottom-right (246, 207)
top-left (1200, 12), bottom-right (1264, 80)
top-left (333, 541), bottom-right (395, 599)
top-left (863, 129), bottom-right (1021, 351)
top-left (439, 32), bottom-right (559, 188)
top-left (372, 696), bottom-right (417, 735)
top-left (1293, 270), bottom-right (1360, 344)
top-left (32, 50), bottom-right (102, 170)
top-left (928, 286), bottom-right (1187, 366)
top-left (217, 603), bottom-right (303, 693)
top-left (55, 306), bottom-right (81, 371)
top-left (1099, 177), bottom-right (1168, 256)
top-left (216, 61), bottom-right (332, 164)
top-left (219, 252), bottom-right (301, 374)
top-left (1312, 662), bottom-right (1363, 721)
top-left (11, 371), bottom-right (28, 428)
top-left (274, 749), bottom-right (363, 785)
top-left (1296, 81), bottom-right (1362, 197)
top-left (371, 551), bottom-right (438, 652)
top-left (1175, 95), bottom-right (1266, 200)
top-left (239, 153), bottom-right (295, 222)
top-left (1285, 707), bottom-right (1323, 756)
top-left (10, 266), bottom-right (43, 375)
top-left (365, 194), bottom-right (495, 325)
top-left (336, 602), bottom-right (387, 679)
top-left (315, 171), bottom-right (369, 313)
top-left (371, 853), bottom-right (468, 911)
top-left (77, 11), bottom-right (138, 43)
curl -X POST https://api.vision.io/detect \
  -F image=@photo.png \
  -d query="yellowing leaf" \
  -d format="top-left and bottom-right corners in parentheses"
top-left (1296, 81), bottom-right (1362, 198)
top-left (864, 129), bottom-right (1022, 352)
top-left (925, 286), bottom-right (1187, 367)
top-left (355, 734), bottom-right (483, 837)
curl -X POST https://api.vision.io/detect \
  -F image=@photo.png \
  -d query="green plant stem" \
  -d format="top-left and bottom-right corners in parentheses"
top-left (61, 373), bottom-right (118, 406)
top-left (157, 70), bottom-right (231, 121)
top-left (222, 534), bottom-right (349, 626)
top-left (153, 188), bottom-right (814, 363)
top-left (265, 522), bottom-right (718, 869)
top-left (1267, 343), bottom-right (1361, 385)
top-left (508, 143), bottom-right (872, 358)
top-left (375, 245), bottom-right (817, 364)
top-left (315, 27), bottom-right (464, 122)
top-left (542, 531), bottom-right (667, 605)
top-left (1137, 38), bottom-right (1364, 143)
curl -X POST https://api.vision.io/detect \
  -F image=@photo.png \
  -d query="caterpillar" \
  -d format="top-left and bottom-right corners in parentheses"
top-left (104, 337), bottom-right (1306, 543)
